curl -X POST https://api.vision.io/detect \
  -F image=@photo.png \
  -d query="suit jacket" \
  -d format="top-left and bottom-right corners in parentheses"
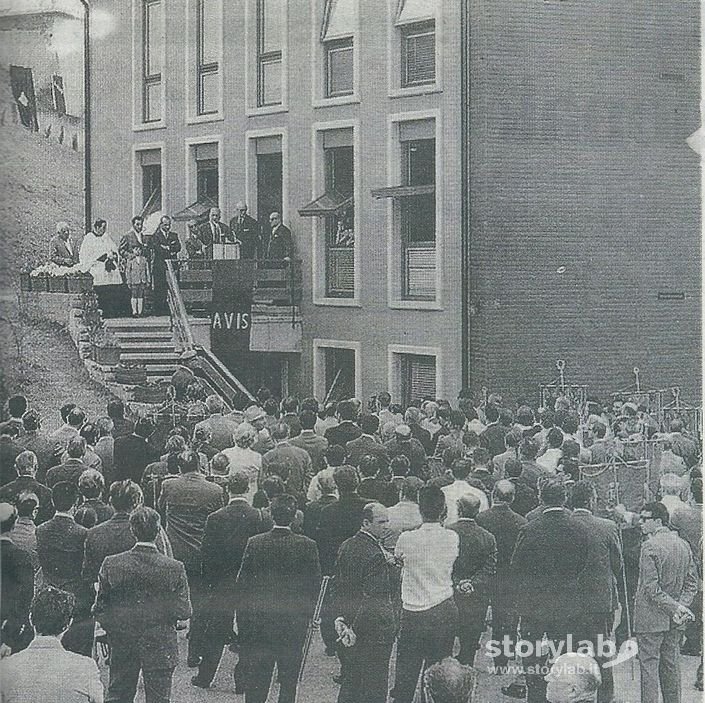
top-left (264, 224), bottom-right (294, 259)
top-left (571, 510), bottom-right (622, 615)
top-left (303, 494), bottom-right (338, 539)
top-left (358, 477), bottom-right (398, 508)
top-left (384, 437), bottom-right (427, 478)
top-left (480, 423), bottom-right (507, 458)
top-left (236, 528), bottom-right (321, 641)
top-left (0, 538), bottom-right (33, 649)
top-left (93, 544), bottom-right (192, 669)
top-left (332, 530), bottom-right (398, 644)
top-left (0, 635), bottom-right (103, 703)
top-left (45, 459), bottom-right (91, 489)
top-left (36, 514), bottom-right (88, 593)
top-left (325, 421), bottom-right (362, 449)
top-left (409, 423), bottom-right (433, 455)
top-left (345, 434), bottom-right (390, 468)
top-left (507, 477), bottom-right (538, 517)
top-left (261, 442), bottom-right (313, 504)
top-left (316, 492), bottom-right (368, 574)
top-left (0, 475), bottom-right (55, 524)
top-left (194, 414), bottom-right (237, 452)
top-left (81, 498), bottom-right (114, 525)
top-left (670, 504), bottom-right (703, 558)
top-left (113, 434), bottom-right (155, 484)
top-left (158, 472), bottom-right (224, 571)
top-left (0, 436), bottom-right (22, 486)
top-left (290, 430), bottom-right (329, 474)
top-left (511, 508), bottom-right (588, 622)
top-left (18, 432), bottom-right (56, 477)
top-left (49, 235), bottom-right (79, 267)
top-left (196, 220), bottom-right (233, 246)
top-left (447, 518), bottom-right (497, 601)
top-left (634, 526), bottom-right (699, 633)
top-left (281, 413), bottom-right (303, 439)
top-left (229, 213), bottom-right (261, 259)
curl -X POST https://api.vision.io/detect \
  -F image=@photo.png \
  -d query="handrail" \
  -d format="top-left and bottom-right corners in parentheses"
top-left (165, 259), bottom-right (195, 349)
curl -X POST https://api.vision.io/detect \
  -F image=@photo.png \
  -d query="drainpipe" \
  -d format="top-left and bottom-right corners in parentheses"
top-left (78, 0), bottom-right (91, 230)
top-left (460, 0), bottom-right (471, 390)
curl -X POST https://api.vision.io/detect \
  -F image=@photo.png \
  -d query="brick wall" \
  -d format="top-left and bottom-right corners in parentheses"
top-left (468, 0), bottom-right (701, 404)
top-left (19, 290), bottom-right (84, 326)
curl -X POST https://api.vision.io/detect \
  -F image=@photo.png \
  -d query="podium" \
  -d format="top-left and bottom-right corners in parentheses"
top-left (212, 243), bottom-right (241, 260)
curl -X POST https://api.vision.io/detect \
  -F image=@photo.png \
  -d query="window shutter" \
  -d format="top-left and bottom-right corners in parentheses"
top-left (405, 29), bottom-right (435, 85)
top-left (195, 142), bottom-right (218, 160)
top-left (405, 246), bottom-right (436, 299)
top-left (327, 248), bottom-right (354, 296)
top-left (327, 40), bottom-right (354, 97)
top-left (139, 148), bottom-right (161, 166)
top-left (403, 355), bottom-right (436, 405)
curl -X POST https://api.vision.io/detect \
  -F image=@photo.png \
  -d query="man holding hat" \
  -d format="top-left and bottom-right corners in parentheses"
top-left (244, 406), bottom-right (275, 455)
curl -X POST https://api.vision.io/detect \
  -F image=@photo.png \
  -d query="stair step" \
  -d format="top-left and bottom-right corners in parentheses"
top-left (120, 353), bottom-right (180, 365)
top-left (120, 341), bottom-right (176, 351)
top-left (112, 330), bottom-right (174, 340)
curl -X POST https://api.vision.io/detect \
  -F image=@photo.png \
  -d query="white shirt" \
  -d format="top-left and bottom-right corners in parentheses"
top-left (222, 445), bottom-right (262, 503)
top-left (537, 447), bottom-right (562, 474)
top-left (395, 522), bottom-right (459, 612)
top-left (307, 467), bottom-right (338, 503)
top-left (441, 479), bottom-right (489, 524)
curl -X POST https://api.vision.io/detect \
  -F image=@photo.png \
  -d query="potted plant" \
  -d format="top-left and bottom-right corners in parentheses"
top-left (91, 327), bottom-right (121, 366)
top-left (115, 361), bottom-right (148, 385)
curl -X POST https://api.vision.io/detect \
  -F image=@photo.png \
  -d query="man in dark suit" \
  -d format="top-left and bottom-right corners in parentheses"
top-left (291, 410), bottom-right (329, 473)
top-left (193, 471), bottom-right (273, 689)
top-left (0, 450), bottom-right (54, 524)
top-left (503, 458), bottom-right (538, 517)
top-left (236, 494), bottom-right (321, 703)
top-left (303, 471), bottom-right (338, 538)
top-left (0, 424), bottom-right (23, 487)
top-left (0, 503), bottom-right (33, 655)
top-left (264, 211), bottom-right (294, 259)
top-left (476, 480), bottom-right (527, 672)
top-left (229, 202), bottom-right (262, 259)
top-left (510, 480), bottom-right (589, 703)
top-left (149, 215), bottom-right (181, 314)
top-left (325, 400), bottom-right (362, 449)
top-left (404, 407), bottom-right (433, 455)
top-left (35, 481), bottom-right (93, 656)
top-left (17, 412), bottom-right (56, 480)
top-left (196, 206), bottom-right (233, 252)
top-left (261, 423), bottom-right (313, 507)
top-left (45, 436), bottom-right (92, 489)
top-left (569, 480), bottom-right (622, 703)
top-left (446, 494), bottom-right (497, 666)
top-left (113, 417), bottom-right (156, 484)
top-left (49, 221), bottom-right (79, 266)
top-left (333, 502), bottom-right (399, 703)
top-left (357, 455), bottom-right (397, 507)
top-left (93, 506), bottom-right (192, 703)
top-left (480, 405), bottom-right (508, 459)
top-left (384, 424), bottom-right (427, 479)
top-left (345, 414), bottom-right (389, 468)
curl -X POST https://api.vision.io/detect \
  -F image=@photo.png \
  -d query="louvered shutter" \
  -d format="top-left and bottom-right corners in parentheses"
top-left (405, 246), bottom-right (436, 299)
top-left (403, 24), bottom-right (435, 86)
top-left (403, 355), bottom-right (436, 405)
top-left (327, 248), bottom-right (355, 296)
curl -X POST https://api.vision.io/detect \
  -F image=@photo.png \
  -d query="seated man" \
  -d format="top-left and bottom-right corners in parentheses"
top-left (544, 653), bottom-right (601, 703)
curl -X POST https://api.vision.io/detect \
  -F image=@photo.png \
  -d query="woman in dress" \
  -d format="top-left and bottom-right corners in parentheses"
top-left (79, 219), bottom-right (127, 317)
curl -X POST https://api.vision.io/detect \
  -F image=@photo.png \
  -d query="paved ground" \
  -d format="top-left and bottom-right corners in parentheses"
top-left (99, 625), bottom-right (702, 703)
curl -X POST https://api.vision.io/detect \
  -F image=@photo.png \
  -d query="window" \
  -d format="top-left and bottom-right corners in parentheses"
top-left (324, 145), bottom-right (354, 297)
top-left (325, 38), bottom-right (353, 97)
top-left (256, 136), bottom-right (283, 232)
top-left (401, 21), bottom-right (435, 87)
top-left (142, 0), bottom-right (164, 123)
top-left (194, 142), bottom-right (219, 201)
top-left (196, 0), bottom-right (220, 115)
top-left (324, 348), bottom-right (356, 402)
top-left (139, 149), bottom-right (162, 216)
top-left (257, 0), bottom-right (283, 107)
top-left (400, 354), bottom-right (436, 406)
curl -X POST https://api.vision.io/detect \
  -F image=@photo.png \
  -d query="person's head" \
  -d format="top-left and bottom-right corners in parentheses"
top-left (135, 417), bottom-right (155, 439)
top-left (451, 458), bottom-right (472, 481)
top-left (60, 402), bottom-right (77, 424)
top-left (325, 444), bottom-right (347, 468)
top-left (545, 652), bottom-right (601, 703)
top-left (52, 481), bottom-right (79, 512)
top-left (56, 221), bottom-right (70, 240)
top-left (193, 426), bottom-right (212, 446)
top-left (319, 472), bottom-right (338, 495)
top-left (448, 410), bottom-right (466, 431)
top-left (361, 502), bottom-right (389, 539)
top-left (14, 450), bottom-right (37, 477)
top-left (269, 211), bottom-right (282, 229)
top-left (423, 401), bottom-right (439, 420)
top-left (463, 430), bottom-right (480, 450)
top-left (378, 391), bottom-right (391, 409)
top-left (177, 449), bottom-right (200, 474)
top-left (107, 399), bottom-right (125, 420)
top-left (281, 397), bottom-right (299, 414)
top-left (80, 422), bottom-right (99, 447)
top-left (66, 436), bottom-right (86, 459)
top-left (391, 454), bottom-right (411, 477)
top-left (519, 438), bottom-right (539, 460)
top-left (0, 502), bottom-right (17, 533)
top-left (74, 506), bottom-right (97, 529)
top-left (31, 587), bottom-right (76, 636)
top-left (210, 452), bottom-right (230, 476)
top-left (562, 415), bottom-right (579, 436)
top-left (457, 494), bottom-right (481, 520)
top-left (359, 454), bottom-right (381, 479)
top-left (205, 394), bottom-right (224, 416)
top-left (503, 458), bottom-right (522, 480)
top-left (7, 395), bottom-right (27, 419)
top-left (418, 485), bottom-right (446, 523)
top-left (159, 214), bottom-right (172, 231)
top-left (301, 397), bottom-right (319, 414)
top-left (234, 422), bottom-right (257, 449)
top-left (660, 472), bottom-right (685, 497)
top-left (22, 410), bottom-right (41, 434)
top-left (404, 407), bottom-right (422, 426)
top-left (424, 657), bottom-right (475, 703)
top-left (359, 414), bottom-right (380, 436)
top-left (561, 439), bottom-right (580, 460)
top-left (570, 480), bottom-right (597, 511)
top-left (67, 408), bottom-right (86, 429)
top-left (691, 477), bottom-right (703, 505)
top-left (109, 480), bottom-right (143, 512)
top-left (493, 479), bottom-right (516, 504)
top-left (484, 405), bottom-right (499, 424)
top-left (78, 469), bottom-right (105, 500)
top-left (541, 481), bottom-right (567, 508)
top-left (208, 207), bottom-right (221, 223)
top-left (400, 475), bottom-right (423, 502)
top-left (244, 405), bottom-right (267, 430)
top-left (395, 424), bottom-right (412, 443)
top-left (472, 448), bottom-right (491, 469)
top-left (261, 475), bottom-right (285, 500)
top-left (235, 202), bottom-right (248, 217)
top-left (263, 398), bottom-right (280, 419)
top-left (271, 423), bottom-right (290, 443)
top-left (640, 501), bottom-right (670, 535)
top-left (299, 410), bottom-right (317, 431)
top-left (516, 405), bottom-right (534, 427)
top-left (270, 494), bottom-right (297, 526)
top-left (333, 466), bottom-right (359, 494)
top-left (129, 506), bottom-right (161, 542)
top-left (440, 447), bottom-right (461, 473)
top-left (226, 470), bottom-right (250, 497)
top-left (164, 435), bottom-right (187, 455)
top-left (591, 422), bottom-right (607, 440)
top-left (504, 430), bottom-right (521, 451)
top-left (131, 214), bottom-right (144, 232)
top-left (93, 219), bottom-right (107, 236)
top-left (336, 400), bottom-right (356, 422)
top-left (547, 428), bottom-right (564, 449)
top-left (0, 423), bottom-right (20, 439)
top-left (95, 416), bottom-right (114, 438)
top-left (16, 491), bottom-right (39, 519)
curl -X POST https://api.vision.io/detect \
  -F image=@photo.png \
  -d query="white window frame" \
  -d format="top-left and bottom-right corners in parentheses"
top-left (387, 344), bottom-right (442, 404)
top-left (385, 110), bottom-right (443, 310)
top-left (132, 0), bottom-right (166, 131)
top-left (310, 0), bottom-right (360, 108)
top-left (244, 127), bottom-right (290, 225)
top-left (310, 118), bottom-right (361, 307)
top-left (184, 135), bottom-right (224, 212)
top-left (132, 141), bottom-right (166, 217)
top-left (185, 0), bottom-right (224, 124)
top-left (245, 0), bottom-right (289, 116)
top-left (313, 338), bottom-right (362, 402)
top-left (387, 0), bottom-right (443, 99)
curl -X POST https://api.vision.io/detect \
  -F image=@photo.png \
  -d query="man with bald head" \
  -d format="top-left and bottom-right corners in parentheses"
top-left (545, 653), bottom-right (602, 703)
top-left (50, 221), bottom-right (78, 266)
top-left (197, 207), bottom-right (233, 251)
top-left (446, 494), bottom-right (497, 666)
top-left (229, 202), bottom-right (261, 259)
top-left (265, 211), bottom-right (294, 259)
top-left (477, 479), bottom-right (527, 672)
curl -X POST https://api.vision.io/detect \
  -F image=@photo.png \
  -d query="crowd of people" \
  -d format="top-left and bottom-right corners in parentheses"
top-left (48, 204), bottom-right (294, 319)
top-left (0, 383), bottom-right (702, 703)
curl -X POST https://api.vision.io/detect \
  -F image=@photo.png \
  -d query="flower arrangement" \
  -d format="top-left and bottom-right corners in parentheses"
top-left (91, 327), bottom-right (121, 366)
top-left (29, 263), bottom-right (93, 293)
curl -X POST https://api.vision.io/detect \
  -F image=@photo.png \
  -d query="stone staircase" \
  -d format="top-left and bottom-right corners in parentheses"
top-left (105, 317), bottom-right (179, 383)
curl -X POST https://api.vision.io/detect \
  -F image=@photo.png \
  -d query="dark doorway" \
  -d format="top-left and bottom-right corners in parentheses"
top-left (257, 151), bottom-right (282, 234)
top-left (10, 65), bottom-right (39, 131)
top-left (324, 348), bottom-right (355, 403)
top-left (197, 158), bottom-right (219, 201)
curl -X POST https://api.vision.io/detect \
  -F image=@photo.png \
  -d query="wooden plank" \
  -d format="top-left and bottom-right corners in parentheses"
top-left (181, 289), bottom-right (213, 303)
